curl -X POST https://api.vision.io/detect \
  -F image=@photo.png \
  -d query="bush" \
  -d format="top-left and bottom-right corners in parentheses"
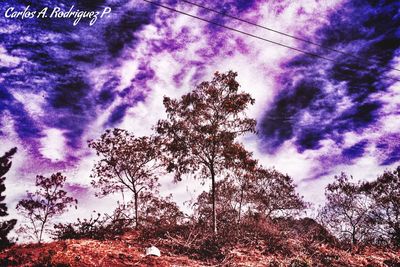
top-left (53, 209), bottom-right (133, 240)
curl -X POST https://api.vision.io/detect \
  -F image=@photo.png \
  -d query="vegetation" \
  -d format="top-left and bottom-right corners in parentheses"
top-left (319, 167), bottom-right (400, 248)
top-left (1, 71), bottom-right (399, 266)
top-left (156, 71), bottom-right (256, 234)
top-left (88, 129), bottom-right (162, 227)
top-left (0, 147), bottom-right (17, 250)
top-left (318, 173), bottom-right (371, 246)
top-left (16, 173), bottom-right (77, 243)
top-left (361, 167), bottom-right (400, 246)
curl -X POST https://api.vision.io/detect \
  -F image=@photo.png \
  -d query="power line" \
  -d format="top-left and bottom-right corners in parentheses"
top-left (143, 0), bottom-right (336, 62)
top-left (180, 0), bottom-right (400, 73)
top-left (143, 0), bottom-right (400, 83)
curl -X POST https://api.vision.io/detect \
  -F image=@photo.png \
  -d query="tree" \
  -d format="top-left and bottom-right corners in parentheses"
top-left (194, 166), bottom-right (306, 232)
top-left (249, 168), bottom-right (307, 218)
top-left (156, 71), bottom-right (256, 234)
top-left (360, 166), bottom-right (400, 246)
top-left (194, 178), bottom-right (240, 231)
top-left (88, 128), bottom-right (161, 227)
top-left (16, 172), bottom-right (77, 243)
top-left (0, 147), bottom-right (17, 249)
top-left (139, 193), bottom-right (184, 229)
top-left (224, 147), bottom-right (258, 224)
top-left (318, 173), bottom-right (372, 246)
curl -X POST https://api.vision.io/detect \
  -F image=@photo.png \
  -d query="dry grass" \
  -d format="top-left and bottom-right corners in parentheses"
top-left (1, 230), bottom-right (399, 267)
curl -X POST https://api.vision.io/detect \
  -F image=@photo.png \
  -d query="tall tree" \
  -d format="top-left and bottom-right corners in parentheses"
top-left (360, 166), bottom-right (400, 246)
top-left (0, 147), bottom-right (17, 249)
top-left (156, 71), bottom-right (256, 234)
top-left (88, 128), bottom-right (161, 227)
top-left (16, 173), bottom-right (77, 243)
top-left (318, 173), bottom-right (372, 246)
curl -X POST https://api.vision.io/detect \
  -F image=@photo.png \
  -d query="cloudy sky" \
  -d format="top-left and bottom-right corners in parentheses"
top-left (0, 0), bottom-right (399, 229)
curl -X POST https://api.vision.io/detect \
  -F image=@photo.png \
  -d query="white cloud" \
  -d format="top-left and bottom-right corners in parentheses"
top-left (39, 128), bottom-right (66, 162)
top-left (101, 0), bottom-right (346, 208)
top-left (0, 45), bottom-right (22, 68)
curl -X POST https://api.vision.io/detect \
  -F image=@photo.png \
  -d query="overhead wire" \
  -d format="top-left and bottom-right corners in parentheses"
top-left (142, 0), bottom-right (400, 83)
top-left (180, 0), bottom-right (400, 73)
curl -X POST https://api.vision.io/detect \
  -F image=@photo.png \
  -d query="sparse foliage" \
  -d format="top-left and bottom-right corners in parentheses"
top-left (193, 167), bottom-right (306, 234)
top-left (0, 147), bottom-right (17, 249)
top-left (360, 166), bottom-right (400, 246)
top-left (156, 71), bottom-right (256, 234)
top-left (318, 173), bottom-right (372, 246)
top-left (89, 129), bottom-right (162, 227)
top-left (319, 167), bottom-right (400, 247)
top-left (16, 173), bottom-right (77, 243)
top-left (53, 208), bottom-right (133, 241)
top-left (193, 180), bottom-right (239, 231)
top-left (249, 168), bottom-right (307, 218)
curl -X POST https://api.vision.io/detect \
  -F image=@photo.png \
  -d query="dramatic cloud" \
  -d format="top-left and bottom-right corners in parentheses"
top-left (259, 0), bottom-right (399, 176)
top-left (0, 0), bottom-right (398, 227)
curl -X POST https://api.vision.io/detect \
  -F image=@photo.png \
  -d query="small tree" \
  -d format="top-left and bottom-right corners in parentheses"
top-left (249, 168), bottom-right (307, 218)
top-left (0, 147), bottom-right (17, 249)
top-left (16, 172), bottom-right (77, 243)
top-left (318, 173), bottom-right (372, 246)
top-left (139, 193), bottom-right (184, 229)
top-left (194, 178), bottom-right (240, 231)
top-left (88, 128), bottom-right (161, 227)
top-left (361, 166), bottom-right (400, 246)
top-left (156, 71), bottom-right (256, 234)
top-left (226, 148), bottom-right (258, 224)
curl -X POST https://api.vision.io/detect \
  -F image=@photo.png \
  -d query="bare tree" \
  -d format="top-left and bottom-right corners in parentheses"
top-left (156, 71), bottom-right (256, 234)
top-left (16, 173), bottom-right (77, 243)
top-left (318, 173), bottom-right (372, 246)
top-left (360, 166), bottom-right (400, 246)
top-left (249, 168), bottom-right (307, 218)
top-left (88, 128), bottom-right (162, 227)
top-left (0, 147), bottom-right (17, 249)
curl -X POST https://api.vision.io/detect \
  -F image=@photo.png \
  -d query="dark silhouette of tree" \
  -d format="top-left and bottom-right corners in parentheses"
top-left (88, 128), bottom-right (162, 228)
top-left (249, 168), bottom-right (307, 218)
top-left (16, 172), bottom-right (77, 243)
top-left (318, 173), bottom-right (372, 246)
top-left (0, 147), bottom-right (17, 249)
top-left (156, 71), bottom-right (256, 234)
top-left (360, 166), bottom-right (400, 246)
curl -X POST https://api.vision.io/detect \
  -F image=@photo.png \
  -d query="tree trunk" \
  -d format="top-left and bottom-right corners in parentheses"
top-left (352, 226), bottom-right (357, 245)
top-left (238, 185), bottom-right (244, 224)
top-left (134, 193), bottom-right (139, 228)
top-left (38, 219), bottom-right (46, 243)
top-left (38, 212), bottom-right (49, 244)
top-left (211, 168), bottom-right (217, 235)
top-left (394, 227), bottom-right (400, 245)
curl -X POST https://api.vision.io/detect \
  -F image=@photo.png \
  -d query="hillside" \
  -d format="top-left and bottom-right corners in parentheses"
top-left (1, 230), bottom-right (399, 267)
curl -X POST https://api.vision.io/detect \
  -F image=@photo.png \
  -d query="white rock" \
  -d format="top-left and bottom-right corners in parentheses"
top-left (145, 245), bottom-right (161, 257)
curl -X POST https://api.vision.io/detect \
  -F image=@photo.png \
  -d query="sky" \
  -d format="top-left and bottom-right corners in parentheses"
top-left (0, 0), bottom-right (399, 236)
